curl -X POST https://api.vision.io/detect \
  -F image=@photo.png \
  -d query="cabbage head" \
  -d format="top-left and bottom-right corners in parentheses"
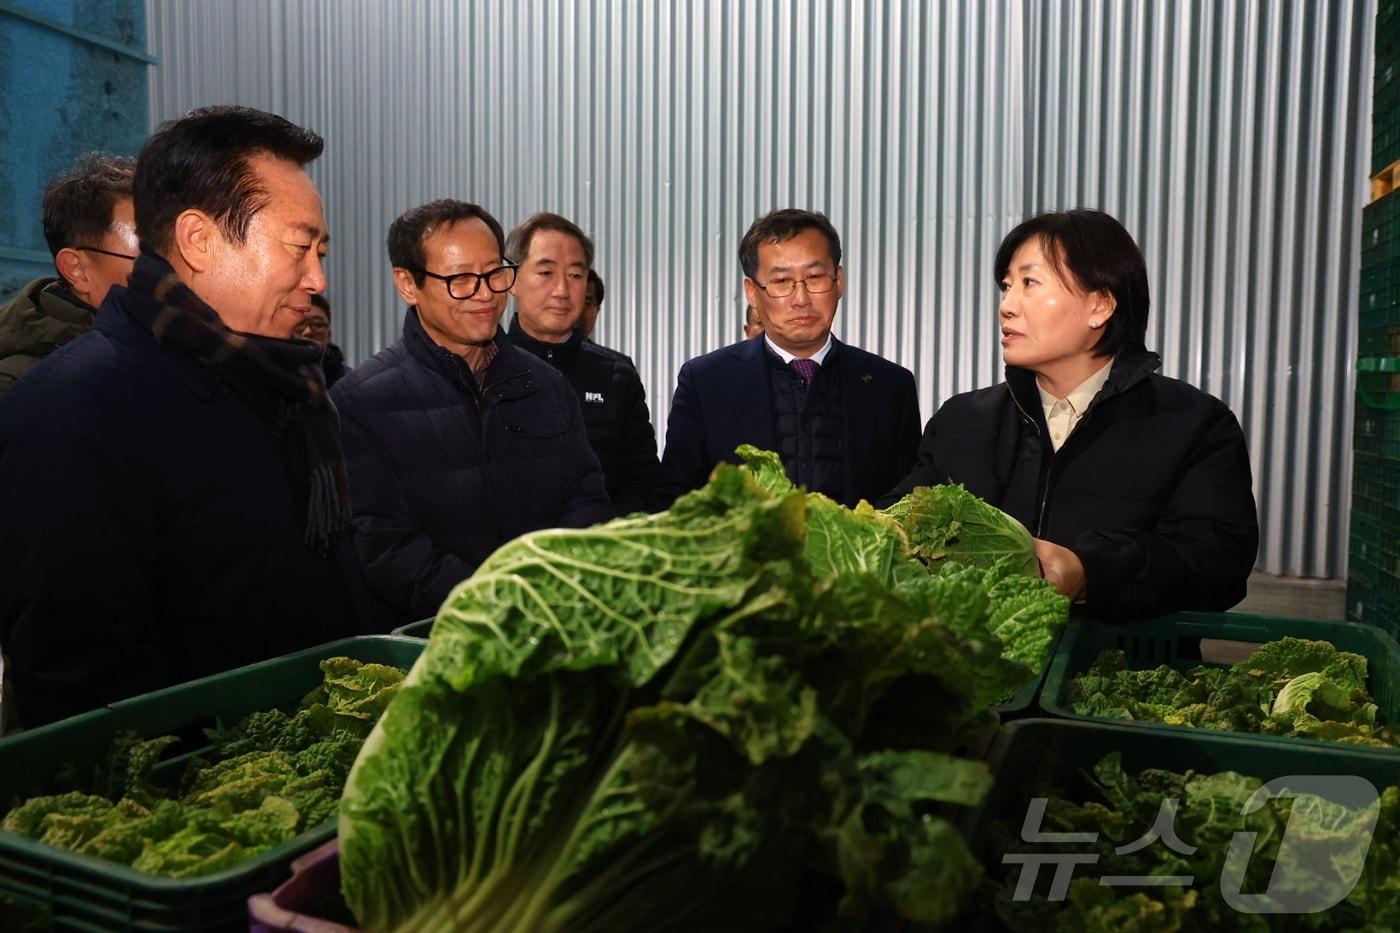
top-left (340, 465), bottom-right (1066, 931)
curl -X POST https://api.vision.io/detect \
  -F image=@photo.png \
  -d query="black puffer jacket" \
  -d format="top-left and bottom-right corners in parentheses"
top-left (508, 319), bottom-right (661, 515)
top-left (332, 311), bottom-right (612, 626)
top-left (879, 350), bottom-right (1259, 621)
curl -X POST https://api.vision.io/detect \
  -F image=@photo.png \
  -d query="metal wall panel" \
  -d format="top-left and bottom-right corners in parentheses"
top-left (147, 0), bottom-right (1370, 578)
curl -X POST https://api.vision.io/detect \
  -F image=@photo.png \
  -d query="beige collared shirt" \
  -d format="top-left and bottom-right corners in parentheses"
top-left (1038, 360), bottom-right (1114, 452)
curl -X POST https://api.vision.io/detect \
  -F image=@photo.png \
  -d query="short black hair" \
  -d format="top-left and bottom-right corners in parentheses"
top-left (309, 292), bottom-right (330, 316)
top-left (993, 209), bottom-right (1149, 358)
top-left (505, 212), bottom-right (594, 268)
top-left (387, 200), bottom-right (506, 285)
top-left (135, 105), bottom-right (323, 256)
top-left (587, 268), bottom-right (605, 304)
top-left (42, 153), bottom-right (135, 257)
top-left (739, 208), bottom-right (842, 279)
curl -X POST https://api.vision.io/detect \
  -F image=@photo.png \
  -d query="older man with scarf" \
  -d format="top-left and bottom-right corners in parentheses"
top-left (0, 106), bottom-right (367, 730)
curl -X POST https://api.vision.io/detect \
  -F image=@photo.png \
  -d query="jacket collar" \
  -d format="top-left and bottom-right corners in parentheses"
top-left (736, 333), bottom-right (846, 367)
top-left (31, 278), bottom-right (96, 325)
top-left (506, 315), bottom-right (585, 364)
top-left (1005, 348), bottom-right (1161, 418)
top-left (99, 284), bottom-right (224, 402)
top-left (402, 307), bottom-right (532, 397)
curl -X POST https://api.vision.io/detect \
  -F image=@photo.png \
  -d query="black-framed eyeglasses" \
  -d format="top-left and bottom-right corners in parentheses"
top-left (76, 246), bottom-right (138, 262)
top-left (753, 272), bottom-right (836, 299)
top-left (418, 262), bottom-right (518, 300)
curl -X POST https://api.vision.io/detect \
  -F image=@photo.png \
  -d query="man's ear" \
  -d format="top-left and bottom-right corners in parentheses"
top-left (833, 265), bottom-right (847, 302)
top-left (742, 276), bottom-right (760, 312)
top-left (53, 248), bottom-right (89, 293)
top-left (392, 267), bottom-right (420, 306)
top-left (172, 210), bottom-right (217, 274)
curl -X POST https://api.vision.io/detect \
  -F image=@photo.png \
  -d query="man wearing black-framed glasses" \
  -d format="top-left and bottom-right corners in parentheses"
top-left (660, 208), bottom-right (921, 508)
top-left (330, 199), bottom-right (610, 626)
top-left (0, 153), bottom-right (138, 396)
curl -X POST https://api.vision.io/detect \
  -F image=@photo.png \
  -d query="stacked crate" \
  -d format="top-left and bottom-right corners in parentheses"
top-left (1351, 0), bottom-right (1400, 634)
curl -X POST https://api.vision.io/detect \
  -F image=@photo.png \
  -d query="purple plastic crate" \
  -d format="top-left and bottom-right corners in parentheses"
top-left (247, 840), bottom-right (361, 933)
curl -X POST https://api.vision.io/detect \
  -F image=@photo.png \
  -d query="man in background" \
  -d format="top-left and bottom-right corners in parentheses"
top-left (744, 304), bottom-right (763, 339)
top-left (0, 154), bottom-right (137, 395)
top-left (506, 212), bottom-right (661, 515)
top-left (580, 268), bottom-right (604, 339)
top-left (660, 208), bottom-right (921, 508)
top-left (296, 292), bottom-right (348, 386)
top-left (0, 106), bottom-right (365, 728)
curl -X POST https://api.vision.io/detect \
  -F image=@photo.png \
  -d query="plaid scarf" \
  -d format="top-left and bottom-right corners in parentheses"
top-left (126, 253), bottom-right (351, 554)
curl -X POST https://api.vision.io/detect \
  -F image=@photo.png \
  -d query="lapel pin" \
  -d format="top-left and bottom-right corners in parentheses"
top-left (862, 373), bottom-right (873, 383)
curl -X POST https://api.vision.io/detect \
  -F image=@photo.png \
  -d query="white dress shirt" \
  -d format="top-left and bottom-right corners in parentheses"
top-left (764, 334), bottom-right (834, 366)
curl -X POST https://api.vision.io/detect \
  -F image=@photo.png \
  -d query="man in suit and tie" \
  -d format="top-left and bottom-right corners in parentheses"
top-left (659, 208), bottom-right (921, 507)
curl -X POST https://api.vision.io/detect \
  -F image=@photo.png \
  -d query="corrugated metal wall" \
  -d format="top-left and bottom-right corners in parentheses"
top-left (147, 0), bottom-right (1371, 579)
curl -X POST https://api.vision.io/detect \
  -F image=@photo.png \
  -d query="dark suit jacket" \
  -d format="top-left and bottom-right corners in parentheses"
top-left (658, 336), bottom-right (921, 507)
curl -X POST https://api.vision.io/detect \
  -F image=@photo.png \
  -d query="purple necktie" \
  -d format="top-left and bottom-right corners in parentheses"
top-left (790, 357), bottom-right (819, 386)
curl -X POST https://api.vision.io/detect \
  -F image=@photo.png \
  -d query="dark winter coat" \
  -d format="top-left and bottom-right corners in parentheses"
top-left (0, 284), bottom-right (368, 729)
top-left (659, 336), bottom-right (921, 508)
top-left (507, 319), bottom-right (662, 515)
top-left (766, 346), bottom-right (845, 500)
top-left (0, 277), bottom-right (94, 396)
top-left (331, 310), bottom-right (611, 626)
top-left (321, 341), bottom-right (348, 388)
top-left (879, 351), bottom-right (1259, 621)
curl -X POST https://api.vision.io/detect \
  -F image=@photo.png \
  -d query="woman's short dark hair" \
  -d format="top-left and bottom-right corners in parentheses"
top-left (42, 153), bottom-right (136, 257)
top-left (505, 212), bottom-right (594, 268)
top-left (739, 209), bottom-right (842, 279)
top-left (993, 209), bottom-right (1149, 358)
top-left (587, 269), bottom-right (605, 303)
top-left (135, 105), bottom-right (324, 256)
top-left (387, 200), bottom-right (506, 285)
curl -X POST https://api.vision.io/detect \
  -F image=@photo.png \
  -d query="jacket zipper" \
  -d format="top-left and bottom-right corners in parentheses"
top-left (1008, 389), bottom-right (1055, 536)
top-left (1018, 389), bottom-right (1104, 537)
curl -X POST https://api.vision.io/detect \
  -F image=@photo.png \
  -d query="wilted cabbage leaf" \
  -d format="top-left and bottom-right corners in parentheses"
top-left (1066, 637), bottom-right (1397, 747)
top-left (980, 752), bottom-right (1399, 931)
top-left (882, 483), bottom-right (1039, 577)
top-left (0, 657), bottom-right (404, 878)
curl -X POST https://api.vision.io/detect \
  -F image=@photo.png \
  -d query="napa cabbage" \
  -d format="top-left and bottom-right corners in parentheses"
top-left (339, 462), bottom-right (1068, 931)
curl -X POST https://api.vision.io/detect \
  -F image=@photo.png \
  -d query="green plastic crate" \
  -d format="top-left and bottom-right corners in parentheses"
top-left (1349, 508), bottom-right (1400, 635)
top-left (1361, 197), bottom-right (1399, 265)
top-left (1038, 612), bottom-right (1400, 755)
top-left (1349, 578), bottom-right (1400, 632)
top-left (1361, 302), bottom-right (1400, 333)
top-left (1359, 324), bottom-right (1400, 357)
top-left (0, 635), bottom-right (423, 932)
top-left (961, 718), bottom-right (1400, 875)
top-left (389, 617), bottom-right (434, 640)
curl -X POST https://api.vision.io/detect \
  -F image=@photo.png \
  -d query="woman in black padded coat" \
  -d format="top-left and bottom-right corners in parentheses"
top-left (880, 209), bottom-right (1258, 621)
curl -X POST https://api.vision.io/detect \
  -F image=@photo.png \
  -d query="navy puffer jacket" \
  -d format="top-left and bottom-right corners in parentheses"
top-left (331, 310), bottom-right (611, 626)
